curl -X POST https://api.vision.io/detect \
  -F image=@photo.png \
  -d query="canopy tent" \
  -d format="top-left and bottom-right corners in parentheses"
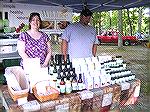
top-left (3, 0), bottom-right (150, 12)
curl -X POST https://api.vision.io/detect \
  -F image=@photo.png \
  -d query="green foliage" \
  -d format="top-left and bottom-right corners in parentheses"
top-left (72, 7), bottom-right (149, 35)
top-left (72, 14), bottom-right (80, 23)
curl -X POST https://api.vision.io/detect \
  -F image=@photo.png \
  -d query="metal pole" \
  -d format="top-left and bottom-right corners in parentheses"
top-left (118, 9), bottom-right (123, 48)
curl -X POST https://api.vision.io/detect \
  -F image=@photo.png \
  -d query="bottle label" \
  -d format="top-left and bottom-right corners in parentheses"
top-left (53, 73), bottom-right (57, 80)
top-left (66, 83), bottom-right (72, 94)
top-left (78, 83), bottom-right (83, 90)
top-left (60, 85), bottom-right (65, 93)
top-left (49, 67), bottom-right (54, 74)
top-left (72, 82), bottom-right (78, 90)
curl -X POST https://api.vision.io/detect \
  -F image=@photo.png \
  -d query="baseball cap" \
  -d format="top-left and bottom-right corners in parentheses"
top-left (81, 8), bottom-right (93, 17)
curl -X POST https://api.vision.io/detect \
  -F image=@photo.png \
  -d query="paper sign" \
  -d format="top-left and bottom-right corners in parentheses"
top-left (23, 58), bottom-right (41, 75)
top-left (120, 82), bottom-right (130, 91)
top-left (78, 90), bottom-right (94, 100)
top-left (134, 85), bottom-right (140, 97)
top-left (17, 97), bottom-right (27, 105)
top-left (102, 93), bottom-right (113, 107)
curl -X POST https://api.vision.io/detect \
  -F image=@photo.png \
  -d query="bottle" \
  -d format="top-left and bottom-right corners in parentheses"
top-left (65, 77), bottom-right (72, 94)
top-left (56, 70), bottom-right (62, 93)
top-left (66, 54), bottom-right (70, 65)
top-left (49, 55), bottom-right (54, 75)
top-left (63, 63), bottom-right (68, 72)
top-left (52, 64), bottom-right (57, 80)
top-left (61, 55), bottom-right (65, 68)
top-left (69, 62), bottom-right (73, 71)
top-left (78, 74), bottom-right (83, 90)
top-left (72, 76), bottom-right (78, 91)
top-left (55, 54), bottom-right (59, 66)
top-left (50, 55), bottom-right (55, 65)
top-left (58, 63), bottom-right (62, 72)
top-left (62, 71), bottom-right (67, 82)
top-left (71, 68), bottom-right (77, 81)
top-left (66, 70), bottom-right (71, 80)
top-left (60, 78), bottom-right (66, 94)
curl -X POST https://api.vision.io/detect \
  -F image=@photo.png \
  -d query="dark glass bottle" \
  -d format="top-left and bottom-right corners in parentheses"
top-left (62, 71), bottom-right (67, 82)
top-left (71, 68), bottom-right (77, 80)
top-left (78, 74), bottom-right (83, 90)
top-left (49, 55), bottom-right (55, 75)
top-left (66, 70), bottom-right (71, 80)
top-left (66, 54), bottom-right (70, 65)
top-left (56, 70), bottom-right (62, 93)
top-left (50, 55), bottom-right (55, 65)
top-left (58, 64), bottom-right (62, 72)
top-left (72, 75), bottom-right (78, 91)
top-left (55, 54), bottom-right (59, 66)
top-left (69, 62), bottom-right (73, 71)
top-left (52, 64), bottom-right (57, 80)
top-left (63, 63), bottom-right (68, 72)
top-left (61, 55), bottom-right (65, 65)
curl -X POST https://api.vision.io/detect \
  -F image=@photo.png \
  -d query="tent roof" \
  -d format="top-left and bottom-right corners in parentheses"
top-left (3, 0), bottom-right (150, 12)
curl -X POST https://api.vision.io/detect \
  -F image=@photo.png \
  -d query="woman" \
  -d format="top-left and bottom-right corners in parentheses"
top-left (17, 12), bottom-right (51, 68)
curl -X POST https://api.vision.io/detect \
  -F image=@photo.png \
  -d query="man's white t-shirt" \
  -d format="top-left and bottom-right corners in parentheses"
top-left (61, 22), bottom-right (99, 60)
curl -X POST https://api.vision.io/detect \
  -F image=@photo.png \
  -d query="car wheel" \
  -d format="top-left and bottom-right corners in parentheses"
top-left (98, 39), bottom-right (101, 45)
top-left (124, 40), bottom-right (130, 46)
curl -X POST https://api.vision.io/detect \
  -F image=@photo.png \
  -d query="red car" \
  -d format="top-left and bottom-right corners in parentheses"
top-left (97, 31), bottom-right (138, 46)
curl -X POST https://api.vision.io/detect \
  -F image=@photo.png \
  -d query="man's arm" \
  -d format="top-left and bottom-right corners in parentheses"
top-left (92, 44), bottom-right (97, 57)
top-left (61, 39), bottom-right (68, 61)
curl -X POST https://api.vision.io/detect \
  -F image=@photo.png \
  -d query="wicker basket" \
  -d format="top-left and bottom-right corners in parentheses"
top-left (32, 80), bottom-right (59, 102)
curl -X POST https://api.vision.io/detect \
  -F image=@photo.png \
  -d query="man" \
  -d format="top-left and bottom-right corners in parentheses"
top-left (58, 21), bottom-right (70, 29)
top-left (61, 8), bottom-right (99, 60)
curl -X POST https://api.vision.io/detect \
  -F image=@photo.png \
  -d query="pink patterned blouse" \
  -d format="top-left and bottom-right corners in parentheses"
top-left (18, 32), bottom-right (50, 67)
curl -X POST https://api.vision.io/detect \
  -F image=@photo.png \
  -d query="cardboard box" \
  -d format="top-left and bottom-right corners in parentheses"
top-left (40, 100), bottom-right (56, 111)
top-left (78, 90), bottom-right (94, 112)
top-left (100, 86), bottom-right (113, 112)
top-left (119, 79), bottom-right (141, 106)
top-left (91, 88), bottom-right (103, 111)
top-left (67, 93), bottom-right (81, 112)
top-left (111, 84), bottom-right (121, 103)
top-left (55, 95), bottom-right (70, 112)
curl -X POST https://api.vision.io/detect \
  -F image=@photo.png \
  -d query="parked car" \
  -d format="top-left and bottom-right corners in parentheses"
top-left (97, 31), bottom-right (138, 46)
top-left (135, 32), bottom-right (149, 44)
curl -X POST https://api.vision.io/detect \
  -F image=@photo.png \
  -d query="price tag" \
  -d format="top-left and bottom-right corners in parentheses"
top-left (102, 93), bottom-right (113, 107)
top-left (134, 85), bottom-right (140, 97)
top-left (120, 82), bottom-right (130, 90)
top-left (78, 90), bottom-right (94, 100)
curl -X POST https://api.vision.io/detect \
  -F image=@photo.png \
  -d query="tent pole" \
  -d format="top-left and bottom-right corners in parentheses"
top-left (118, 9), bottom-right (123, 48)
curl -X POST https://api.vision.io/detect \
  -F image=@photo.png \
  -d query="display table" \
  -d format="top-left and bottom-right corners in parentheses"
top-left (0, 79), bottom-right (141, 112)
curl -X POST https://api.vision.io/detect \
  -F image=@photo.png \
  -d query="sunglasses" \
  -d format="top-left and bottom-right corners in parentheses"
top-left (30, 12), bottom-right (40, 17)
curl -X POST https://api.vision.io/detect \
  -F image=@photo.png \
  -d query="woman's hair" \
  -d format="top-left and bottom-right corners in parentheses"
top-left (29, 12), bottom-right (42, 29)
